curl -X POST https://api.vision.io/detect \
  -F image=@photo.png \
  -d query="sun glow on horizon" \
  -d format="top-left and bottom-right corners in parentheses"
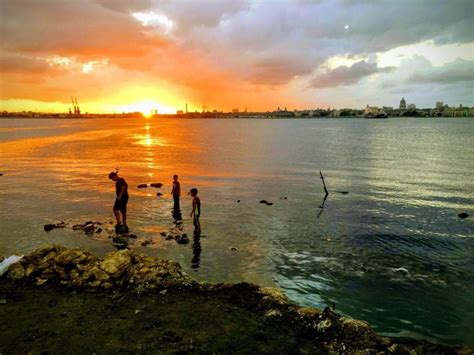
top-left (115, 100), bottom-right (176, 115)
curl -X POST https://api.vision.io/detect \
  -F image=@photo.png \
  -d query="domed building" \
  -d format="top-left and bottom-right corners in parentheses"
top-left (399, 97), bottom-right (407, 110)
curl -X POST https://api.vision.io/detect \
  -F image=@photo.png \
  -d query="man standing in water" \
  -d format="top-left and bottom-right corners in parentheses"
top-left (171, 174), bottom-right (181, 209)
top-left (109, 171), bottom-right (129, 233)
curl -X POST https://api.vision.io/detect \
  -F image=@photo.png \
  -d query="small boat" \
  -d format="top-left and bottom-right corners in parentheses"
top-left (365, 112), bottom-right (388, 119)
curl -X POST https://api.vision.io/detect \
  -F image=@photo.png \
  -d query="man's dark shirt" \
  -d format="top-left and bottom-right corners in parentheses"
top-left (116, 178), bottom-right (129, 198)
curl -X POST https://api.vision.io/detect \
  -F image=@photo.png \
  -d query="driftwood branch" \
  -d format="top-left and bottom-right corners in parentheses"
top-left (320, 171), bottom-right (329, 197)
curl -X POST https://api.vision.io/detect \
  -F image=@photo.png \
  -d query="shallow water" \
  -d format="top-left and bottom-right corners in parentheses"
top-left (1, 117), bottom-right (473, 345)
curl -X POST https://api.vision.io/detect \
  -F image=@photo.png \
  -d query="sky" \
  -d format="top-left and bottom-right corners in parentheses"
top-left (0, 0), bottom-right (473, 113)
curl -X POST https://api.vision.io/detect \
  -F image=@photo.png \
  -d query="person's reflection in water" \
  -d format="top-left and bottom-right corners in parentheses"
top-left (191, 233), bottom-right (201, 270)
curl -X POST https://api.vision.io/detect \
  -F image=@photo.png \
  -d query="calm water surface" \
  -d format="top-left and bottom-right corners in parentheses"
top-left (1, 117), bottom-right (473, 346)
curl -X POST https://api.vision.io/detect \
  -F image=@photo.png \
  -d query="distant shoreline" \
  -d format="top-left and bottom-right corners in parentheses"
top-left (0, 115), bottom-right (469, 120)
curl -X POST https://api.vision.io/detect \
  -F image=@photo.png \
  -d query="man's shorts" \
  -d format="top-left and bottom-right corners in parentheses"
top-left (113, 195), bottom-right (129, 213)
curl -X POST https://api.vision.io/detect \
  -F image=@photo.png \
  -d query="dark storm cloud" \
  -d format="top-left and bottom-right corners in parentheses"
top-left (309, 61), bottom-right (394, 88)
top-left (408, 59), bottom-right (474, 84)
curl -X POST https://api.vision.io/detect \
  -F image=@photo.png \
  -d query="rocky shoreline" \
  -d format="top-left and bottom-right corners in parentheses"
top-left (0, 245), bottom-right (471, 354)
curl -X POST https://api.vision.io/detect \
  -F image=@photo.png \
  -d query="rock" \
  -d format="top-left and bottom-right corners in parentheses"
top-left (113, 243), bottom-right (128, 250)
top-left (156, 192), bottom-right (163, 196)
top-left (128, 234), bottom-right (138, 239)
top-left (237, 200), bottom-right (240, 203)
top-left (150, 183), bottom-right (163, 188)
top-left (260, 287), bottom-right (288, 304)
top-left (44, 224), bottom-right (56, 232)
top-left (176, 234), bottom-right (190, 244)
top-left (0, 299), bottom-right (6, 304)
top-left (259, 200), bottom-right (273, 206)
top-left (54, 249), bottom-right (88, 266)
top-left (99, 250), bottom-right (132, 278)
top-left (83, 224), bottom-right (95, 235)
top-left (72, 224), bottom-right (84, 231)
top-left (160, 289), bottom-right (167, 295)
top-left (165, 235), bottom-right (174, 240)
top-left (141, 240), bottom-right (152, 247)
top-left (96, 228), bottom-right (102, 233)
top-left (229, 247), bottom-right (238, 251)
top-left (137, 184), bottom-right (148, 188)
top-left (340, 318), bottom-right (379, 348)
top-left (112, 236), bottom-right (129, 245)
top-left (160, 232), bottom-right (167, 237)
top-left (458, 212), bottom-right (469, 219)
top-left (8, 263), bottom-right (26, 280)
top-left (264, 309), bottom-right (282, 317)
top-left (0, 256), bottom-right (3, 263)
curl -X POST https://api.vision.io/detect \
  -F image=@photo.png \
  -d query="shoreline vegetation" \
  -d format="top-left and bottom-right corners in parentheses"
top-left (0, 245), bottom-right (471, 354)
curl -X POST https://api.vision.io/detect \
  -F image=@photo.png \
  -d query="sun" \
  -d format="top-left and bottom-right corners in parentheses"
top-left (116, 100), bottom-right (176, 115)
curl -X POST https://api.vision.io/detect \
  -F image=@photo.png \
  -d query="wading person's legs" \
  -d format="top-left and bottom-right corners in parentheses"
top-left (114, 209), bottom-right (122, 225)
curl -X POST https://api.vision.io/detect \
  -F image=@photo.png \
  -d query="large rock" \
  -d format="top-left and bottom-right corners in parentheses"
top-left (8, 263), bottom-right (26, 280)
top-left (99, 250), bottom-right (132, 278)
top-left (54, 249), bottom-right (89, 266)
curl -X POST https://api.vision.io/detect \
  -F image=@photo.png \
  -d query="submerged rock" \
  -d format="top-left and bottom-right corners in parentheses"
top-left (44, 223), bottom-right (66, 232)
top-left (458, 212), bottom-right (469, 219)
top-left (150, 183), bottom-right (163, 188)
top-left (141, 240), bottom-right (152, 247)
top-left (137, 184), bottom-right (148, 188)
top-left (175, 234), bottom-right (189, 244)
top-left (44, 224), bottom-right (55, 232)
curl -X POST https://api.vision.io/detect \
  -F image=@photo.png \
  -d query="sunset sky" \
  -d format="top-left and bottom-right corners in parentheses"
top-left (0, 0), bottom-right (473, 114)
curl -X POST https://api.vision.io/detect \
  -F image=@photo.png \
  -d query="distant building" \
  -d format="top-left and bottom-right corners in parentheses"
top-left (436, 101), bottom-right (444, 110)
top-left (232, 108), bottom-right (239, 113)
top-left (408, 103), bottom-right (416, 110)
top-left (176, 110), bottom-right (184, 115)
top-left (399, 97), bottom-right (406, 110)
top-left (364, 104), bottom-right (379, 115)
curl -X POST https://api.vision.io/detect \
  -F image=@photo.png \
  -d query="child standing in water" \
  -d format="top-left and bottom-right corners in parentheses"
top-left (108, 171), bottom-right (129, 233)
top-left (189, 188), bottom-right (201, 235)
top-left (171, 174), bottom-right (181, 208)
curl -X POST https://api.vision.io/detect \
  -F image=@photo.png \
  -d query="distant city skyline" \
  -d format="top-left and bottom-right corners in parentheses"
top-left (1, 0), bottom-right (473, 114)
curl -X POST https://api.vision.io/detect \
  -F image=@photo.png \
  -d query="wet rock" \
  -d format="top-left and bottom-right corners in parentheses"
top-left (237, 200), bottom-right (241, 203)
top-left (99, 250), bottom-right (132, 278)
top-left (150, 183), bottom-right (163, 188)
top-left (340, 318), bottom-right (379, 349)
top-left (229, 247), bottom-right (238, 251)
top-left (176, 234), bottom-right (190, 244)
top-left (165, 235), bottom-right (174, 240)
top-left (96, 228), bottom-right (102, 233)
top-left (141, 240), bottom-right (152, 247)
top-left (156, 192), bottom-right (163, 197)
top-left (113, 243), bottom-right (128, 250)
top-left (72, 224), bottom-right (84, 231)
top-left (259, 200), bottom-right (273, 206)
top-left (160, 232), bottom-right (167, 237)
top-left (458, 212), bottom-right (469, 219)
top-left (43, 224), bottom-right (56, 232)
top-left (83, 224), bottom-right (95, 235)
top-left (137, 184), bottom-right (148, 188)
top-left (260, 287), bottom-right (288, 304)
top-left (128, 234), bottom-right (138, 239)
top-left (112, 236), bottom-right (129, 245)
